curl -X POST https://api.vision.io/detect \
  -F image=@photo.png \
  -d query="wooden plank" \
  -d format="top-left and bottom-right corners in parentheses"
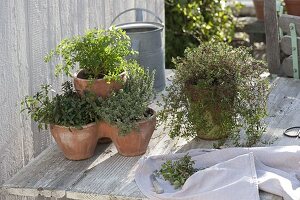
top-left (88, 0), bottom-right (104, 29)
top-left (264, 0), bottom-right (282, 75)
top-left (0, 1), bottom-right (165, 200)
top-left (278, 14), bottom-right (300, 35)
top-left (281, 56), bottom-right (294, 77)
top-left (280, 35), bottom-right (300, 56)
top-left (3, 70), bottom-right (299, 200)
top-left (0, 1), bottom-right (34, 195)
top-left (77, 0), bottom-right (89, 35)
top-left (2, 144), bottom-right (113, 198)
top-left (47, 1), bottom-right (66, 92)
top-left (262, 77), bottom-right (300, 146)
top-left (66, 155), bottom-right (145, 199)
top-left (243, 21), bottom-right (265, 33)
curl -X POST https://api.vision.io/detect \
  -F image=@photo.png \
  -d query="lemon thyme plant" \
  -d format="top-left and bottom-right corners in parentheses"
top-left (21, 81), bottom-right (101, 129)
top-left (44, 28), bottom-right (135, 81)
top-left (159, 41), bottom-right (269, 147)
top-left (99, 61), bottom-right (155, 135)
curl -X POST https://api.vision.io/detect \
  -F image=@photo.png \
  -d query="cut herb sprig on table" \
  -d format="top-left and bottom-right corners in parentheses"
top-left (155, 154), bottom-right (198, 189)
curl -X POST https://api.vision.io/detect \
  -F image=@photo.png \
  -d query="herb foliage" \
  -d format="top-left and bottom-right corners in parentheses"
top-left (21, 62), bottom-right (154, 135)
top-left (99, 61), bottom-right (155, 135)
top-left (159, 41), bottom-right (269, 146)
top-left (155, 154), bottom-right (198, 189)
top-left (165, 0), bottom-right (242, 68)
top-left (21, 81), bottom-right (101, 129)
top-left (45, 28), bottom-right (135, 81)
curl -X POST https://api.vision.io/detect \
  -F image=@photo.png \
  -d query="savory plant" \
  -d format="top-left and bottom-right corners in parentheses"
top-left (99, 61), bottom-right (155, 135)
top-left (21, 81), bottom-right (101, 129)
top-left (44, 28), bottom-right (135, 81)
top-left (159, 41), bottom-right (269, 146)
top-left (155, 154), bottom-right (198, 189)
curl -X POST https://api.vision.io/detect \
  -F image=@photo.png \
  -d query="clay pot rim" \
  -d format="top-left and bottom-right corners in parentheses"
top-left (136, 108), bottom-right (156, 124)
top-left (185, 82), bottom-right (232, 91)
top-left (102, 108), bottom-right (156, 126)
top-left (73, 70), bottom-right (126, 82)
top-left (50, 122), bottom-right (97, 129)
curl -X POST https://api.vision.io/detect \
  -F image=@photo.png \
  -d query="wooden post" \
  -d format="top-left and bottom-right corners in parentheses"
top-left (264, 0), bottom-right (282, 75)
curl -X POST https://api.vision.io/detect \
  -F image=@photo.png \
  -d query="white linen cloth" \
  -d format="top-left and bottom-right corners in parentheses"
top-left (135, 146), bottom-right (300, 200)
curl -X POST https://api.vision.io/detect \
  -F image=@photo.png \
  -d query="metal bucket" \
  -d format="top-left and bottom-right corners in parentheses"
top-left (111, 8), bottom-right (165, 91)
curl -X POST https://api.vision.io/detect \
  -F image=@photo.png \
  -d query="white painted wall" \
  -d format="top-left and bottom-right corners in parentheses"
top-left (0, 1), bottom-right (164, 199)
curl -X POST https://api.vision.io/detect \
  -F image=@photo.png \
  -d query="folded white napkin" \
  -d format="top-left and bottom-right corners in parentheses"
top-left (135, 146), bottom-right (300, 200)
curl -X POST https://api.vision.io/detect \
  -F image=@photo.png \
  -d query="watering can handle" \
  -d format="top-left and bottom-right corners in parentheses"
top-left (110, 8), bottom-right (163, 26)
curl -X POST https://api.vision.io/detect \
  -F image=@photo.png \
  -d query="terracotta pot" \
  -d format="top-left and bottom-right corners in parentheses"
top-left (98, 109), bottom-right (156, 156)
top-left (73, 70), bottom-right (125, 98)
top-left (50, 123), bottom-right (98, 160)
top-left (253, 0), bottom-right (264, 21)
top-left (285, 0), bottom-right (300, 16)
top-left (185, 84), bottom-right (236, 140)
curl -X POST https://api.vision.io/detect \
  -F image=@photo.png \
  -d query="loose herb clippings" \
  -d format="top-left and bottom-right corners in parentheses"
top-left (155, 154), bottom-right (198, 189)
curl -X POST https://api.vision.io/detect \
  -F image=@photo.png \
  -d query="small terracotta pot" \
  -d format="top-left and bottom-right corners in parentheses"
top-left (73, 70), bottom-right (125, 98)
top-left (253, 0), bottom-right (264, 21)
top-left (285, 0), bottom-right (300, 16)
top-left (50, 123), bottom-right (98, 160)
top-left (98, 109), bottom-right (156, 156)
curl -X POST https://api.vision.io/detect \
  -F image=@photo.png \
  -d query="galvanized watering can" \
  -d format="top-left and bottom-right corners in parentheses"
top-left (111, 8), bottom-right (166, 91)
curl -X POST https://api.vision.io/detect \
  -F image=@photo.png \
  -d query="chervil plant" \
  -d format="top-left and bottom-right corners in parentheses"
top-left (44, 28), bottom-right (135, 81)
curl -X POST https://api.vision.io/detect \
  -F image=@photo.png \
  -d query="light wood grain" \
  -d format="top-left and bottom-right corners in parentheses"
top-left (0, 1), bottom-right (164, 200)
top-left (3, 70), bottom-right (300, 200)
top-left (278, 14), bottom-right (300, 35)
top-left (280, 35), bottom-right (300, 55)
top-left (2, 144), bottom-right (113, 198)
top-left (265, 0), bottom-right (282, 75)
top-left (281, 56), bottom-right (294, 77)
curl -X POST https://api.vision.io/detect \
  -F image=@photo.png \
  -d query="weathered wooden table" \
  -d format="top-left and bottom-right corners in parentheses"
top-left (1, 70), bottom-right (300, 200)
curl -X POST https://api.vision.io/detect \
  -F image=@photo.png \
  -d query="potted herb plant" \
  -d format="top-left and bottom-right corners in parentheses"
top-left (44, 28), bottom-right (135, 98)
top-left (159, 41), bottom-right (269, 146)
top-left (21, 81), bottom-right (101, 160)
top-left (97, 61), bottom-right (156, 156)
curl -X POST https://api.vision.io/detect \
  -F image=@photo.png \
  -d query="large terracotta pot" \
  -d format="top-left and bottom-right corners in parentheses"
top-left (285, 0), bottom-right (300, 16)
top-left (73, 70), bottom-right (125, 98)
top-left (50, 123), bottom-right (98, 160)
top-left (185, 84), bottom-right (236, 140)
top-left (98, 108), bottom-right (156, 156)
top-left (253, 0), bottom-right (264, 21)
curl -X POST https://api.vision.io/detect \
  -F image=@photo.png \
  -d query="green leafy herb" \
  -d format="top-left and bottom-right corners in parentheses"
top-left (44, 28), bottom-right (135, 81)
top-left (21, 81), bottom-right (101, 129)
top-left (155, 154), bottom-right (198, 189)
top-left (21, 62), bottom-right (155, 136)
top-left (99, 61), bottom-right (155, 135)
top-left (159, 41), bottom-right (269, 147)
top-left (165, 0), bottom-right (243, 68)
